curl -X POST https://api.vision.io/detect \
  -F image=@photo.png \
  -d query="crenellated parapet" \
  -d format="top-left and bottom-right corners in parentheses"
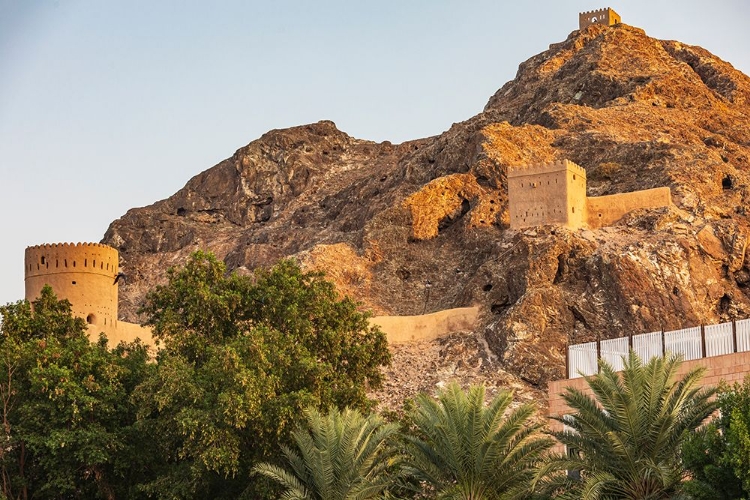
top-left (508, 159), bottom-right (586, 178)
top-left (579, 7), bottom-right (621, 30)
top-left (25, 242), bottom-right (118, 278)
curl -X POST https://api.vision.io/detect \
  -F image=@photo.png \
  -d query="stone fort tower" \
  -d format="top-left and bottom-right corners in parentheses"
top-left (24, 242), bottom-right (150, 344)
top-left (507, 160), bottom-right (588, 229)
top-left (579, 7), bottom-right (621, 30)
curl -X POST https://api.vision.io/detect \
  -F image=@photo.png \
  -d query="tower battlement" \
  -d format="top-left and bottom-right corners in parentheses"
top-left (508, 159), bottom-right (586, 178)
top-left (25, 242), bottom-right (118, 278)
top-left (579, 7), bottom-right (621, 30)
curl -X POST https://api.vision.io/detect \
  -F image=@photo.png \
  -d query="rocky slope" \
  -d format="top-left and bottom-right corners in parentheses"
top-left (104, 23), bottom-right (750, 405)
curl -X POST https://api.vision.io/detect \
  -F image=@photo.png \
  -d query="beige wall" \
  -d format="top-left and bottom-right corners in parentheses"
top-left (547, 351), bottom-right (750, 452)
top-left (566, 165), bottom-right (588, 228)
top-left (89, 320), bottom-right (153, 347)
top-left (586, 187), bottom-right (672, 229)
top-left (370, 306), bottom-right (479, 343)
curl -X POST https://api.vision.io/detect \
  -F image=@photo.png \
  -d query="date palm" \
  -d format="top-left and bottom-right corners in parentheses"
top-left (253, 406), bottom-right (401, 500)
top-left (403, 382), bottom-right (553, 499)
top-left (536, 351), bottom-right (717, 499)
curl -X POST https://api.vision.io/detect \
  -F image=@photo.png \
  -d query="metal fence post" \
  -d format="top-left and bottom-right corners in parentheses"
top-left (701, 324), bottom-right (707, 358)
top-left (733, 320), bottom-right (738, 353)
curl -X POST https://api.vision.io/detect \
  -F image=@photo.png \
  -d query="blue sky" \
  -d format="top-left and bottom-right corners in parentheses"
top-left (1, 1), bottom-right (749, 306)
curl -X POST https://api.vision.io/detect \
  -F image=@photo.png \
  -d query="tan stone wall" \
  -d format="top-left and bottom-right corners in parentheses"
top-left (579, 8), bottom-right (621, 30)
top-left (586, 187), bottom-right (672, 229)
top-left (370, 306), bottom-right (479, 343)
top-left (92, 320), bottom-right (153, 347)
top-left (566, 164), bottom-right (588, 228)
top-left (25, 243), bottom-right (120, 338)
top-left (547, 351), bottom-right (750, 452)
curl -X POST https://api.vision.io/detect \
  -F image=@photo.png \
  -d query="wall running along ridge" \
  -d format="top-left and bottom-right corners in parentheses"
top-left (508, 159), bottom-right (671, 230)
top-left (370, 307), bottom-right (479, 343)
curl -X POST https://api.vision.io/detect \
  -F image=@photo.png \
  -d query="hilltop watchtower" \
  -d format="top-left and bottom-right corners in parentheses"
top-left (24, 242), bottom-right (151, 345)
top-left (508, 160), bottom-right (587, 229)
top-left (579, 7), bottom-right (621, 30)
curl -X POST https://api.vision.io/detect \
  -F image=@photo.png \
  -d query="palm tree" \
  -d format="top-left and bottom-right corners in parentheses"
top-left (536, 351), bottom-right (717, 499)
top-left (403, 382), bottom-right (553, 499)
top-left (253, 406), bottom-right (401, 500)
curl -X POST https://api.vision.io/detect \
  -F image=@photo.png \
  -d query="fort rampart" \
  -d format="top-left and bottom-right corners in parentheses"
top-left (370, 306), bottom-right (479, 343)
top-left (586, 187), bottom-right (672, 229)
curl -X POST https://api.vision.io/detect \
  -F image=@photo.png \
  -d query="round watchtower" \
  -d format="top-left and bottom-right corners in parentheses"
top-left (25, 243), bottom-right (119, 336)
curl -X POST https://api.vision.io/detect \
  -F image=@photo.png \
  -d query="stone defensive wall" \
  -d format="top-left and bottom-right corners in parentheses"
top-left (586, 187), bottom-right (672, 229)
top-left (370, 306), bottom-right (479, 343)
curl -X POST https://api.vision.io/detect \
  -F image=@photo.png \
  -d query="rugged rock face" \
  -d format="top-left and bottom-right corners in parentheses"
top-left (104, 23), bottom-right (750, 402)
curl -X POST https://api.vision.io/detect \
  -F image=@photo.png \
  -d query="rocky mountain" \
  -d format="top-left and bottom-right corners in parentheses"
top-left (104, 23), bottom-right (750, 403)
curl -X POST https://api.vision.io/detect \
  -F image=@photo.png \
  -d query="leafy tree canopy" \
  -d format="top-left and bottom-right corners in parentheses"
top-left (683, 374), bottom-right (750, 499)
top-left (0, 286), bottom-right (152, 500)
top-left (135, 252), bottom-right (391, 499)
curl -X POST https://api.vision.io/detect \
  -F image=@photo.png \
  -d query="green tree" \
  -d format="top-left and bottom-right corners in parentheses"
top-left (682, 375), bottom-right (750, 499)
top-left (537, 351), bottom-right (717, 500)
top-left (403, 382), bottom-right (552, 500)
top-left (134, 252), bottom-right (391, 499)
top-left (0, 286), bottom-right (153, 500)
top-left (253, 406), bottom-right (401, 499)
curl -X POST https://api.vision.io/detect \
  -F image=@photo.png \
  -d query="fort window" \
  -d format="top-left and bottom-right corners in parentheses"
top-left (573, 175), bottom-right (576, 180)
top-left (73, 261), bottom-right (76, 267)
top-left (572, 207), bottom-right (575, 213)
top-left (93, 260), bottom-right (96, 267)
top-left (86, 314), bottom-right (96, 325)
top-left (64, 259), bottom-right (68, 267)
top-left (41, 256), bottom-right (45, 265)
top-left (56, 260), bottom-right (58, 268)
top-left (72, 281), bottom-right (77, 285)
top-left (84, 259), bottom-right (87, 267)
